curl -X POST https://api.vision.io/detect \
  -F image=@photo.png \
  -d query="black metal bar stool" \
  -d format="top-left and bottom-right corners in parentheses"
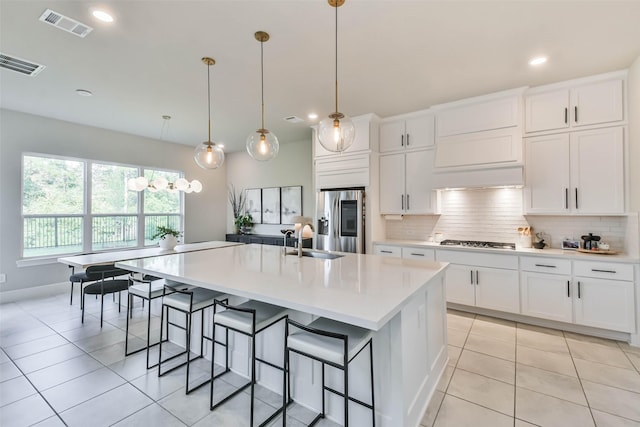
top-left (210, 300), bottom-right (288, 427)
top-left (125, 275), bottom-right (169, 369)
top-left (158, 283), bottom-right (226, 394)
top-left (285, 318), bottom-right (375, 427)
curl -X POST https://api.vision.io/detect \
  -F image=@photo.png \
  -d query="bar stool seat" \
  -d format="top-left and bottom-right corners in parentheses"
top-left (211, 300), bottom-right (288, 427)
top-left (285, 317), bottom-right (376, 427)
top-left (125, 276), bottom-right (185, 368)
top-left (158, 285), bottom-right (226, 394)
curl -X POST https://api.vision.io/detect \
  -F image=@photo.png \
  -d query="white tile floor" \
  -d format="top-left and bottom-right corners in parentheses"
top-left (1, 291), bottom-right (639, 426)
top-left (421, 310), bottom-right (640, 427)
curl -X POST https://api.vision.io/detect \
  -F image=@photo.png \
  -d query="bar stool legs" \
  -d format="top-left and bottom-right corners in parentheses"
top-left (284, 318), bottom-right (375, 427)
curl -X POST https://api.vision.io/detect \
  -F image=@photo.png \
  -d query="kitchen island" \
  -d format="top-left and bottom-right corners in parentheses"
top-left (116, 244), bottom-right (449, 427)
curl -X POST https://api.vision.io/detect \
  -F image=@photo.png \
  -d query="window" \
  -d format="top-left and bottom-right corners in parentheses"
top-left (22, 154), bottom-right (184, 258)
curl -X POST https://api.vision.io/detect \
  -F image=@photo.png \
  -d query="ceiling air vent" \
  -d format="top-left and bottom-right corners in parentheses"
top-left (283, 115), bottom-right (305, 124)
top-left (39, 9), bottom-right (93, 38)
top-left (0, 53), bottom-right (46, 76)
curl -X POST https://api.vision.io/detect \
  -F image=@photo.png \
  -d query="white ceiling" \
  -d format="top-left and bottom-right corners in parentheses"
top-left (2, 1), bottom-right (640, 154)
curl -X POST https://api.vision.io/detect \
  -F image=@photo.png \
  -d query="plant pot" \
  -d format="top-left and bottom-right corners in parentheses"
top-left (159, 235), bottom-right (178, 250)
top-left (240, 226), bottom-right (252, 235)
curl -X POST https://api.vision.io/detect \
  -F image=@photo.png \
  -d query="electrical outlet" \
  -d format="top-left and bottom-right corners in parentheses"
top-left (0, 273), bottom-right (6, 283)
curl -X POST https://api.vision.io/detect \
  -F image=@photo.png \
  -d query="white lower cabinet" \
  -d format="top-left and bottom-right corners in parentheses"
top-left (573, 260), bottom-right (635, 333)
top-left (520, 271), bottom-right (572, 323)
top-left (520, 257), bottom-right (636, 333)
top-left (373, 244), bottom-right (435, 261)
top-left (438, 251), bottom-right (520, 314)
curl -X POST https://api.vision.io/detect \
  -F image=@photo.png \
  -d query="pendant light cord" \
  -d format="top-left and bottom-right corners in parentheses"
top-left (261, 39), bottom-right (265, 131)
top-left (334, 2), bottom-right (339, 114)
top-left (207, 62), bottom-right (212, 142)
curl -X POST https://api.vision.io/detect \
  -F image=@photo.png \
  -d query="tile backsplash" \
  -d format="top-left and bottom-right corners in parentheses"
top-left (385, 188), bottom-right (632, 253)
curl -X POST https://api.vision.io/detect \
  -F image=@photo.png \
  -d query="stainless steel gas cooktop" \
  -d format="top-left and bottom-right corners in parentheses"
top-left (439, 240), bottom-right (516, 250)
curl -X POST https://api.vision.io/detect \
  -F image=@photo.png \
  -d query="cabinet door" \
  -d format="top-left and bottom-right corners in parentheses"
top-left (405, 113), bottom-right (435, 149)
top-left (570, 127), bottom-right (624, 214)
top-left (574, 278), bottom-right (635, 333)
top-left (525, 89), bottom-right (570, 133)
top-left (524, 134), bottom-right (570, 213)
top-left (405, 150), bottom-right (436, 214)
top-left (379, 154), bottom-right (406, 214)
top-left (520, 272), bottom-right (572, 323)
top-left (444, 264), bottom-right (475, 306)
top-left (475, 267), bottom-right (519, 314)
top-left (572, 79), bottom-right (624, 128)
top-left (379, 120), bottom-right (405, 153)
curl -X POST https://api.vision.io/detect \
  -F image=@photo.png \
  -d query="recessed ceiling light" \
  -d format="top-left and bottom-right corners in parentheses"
top-left (92, 10), bottom-right (114, 23)
top-left (529, 56), bottom-right (548, 66)
top-left (218, 143), bottom-right (225, 149)
top-left (76, 89), bottom-right (92, 96)
top-left (308, 113), bottom-right (318, 120)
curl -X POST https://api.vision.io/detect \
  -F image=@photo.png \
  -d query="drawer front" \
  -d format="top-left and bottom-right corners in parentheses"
top-left (520, 256), bottom-right (571, 275)
top-left (436, 250), bottom-right (518, 270)
top-left (573, 261), bottom-right (634, 281)
top-left (402, 247), bottom-right (435, 261)
top-left (373, 244), bottom-right (401, 258)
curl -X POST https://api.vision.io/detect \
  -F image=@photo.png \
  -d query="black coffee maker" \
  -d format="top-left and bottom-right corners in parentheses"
top-left (581, 233), bottom-right (601, 250)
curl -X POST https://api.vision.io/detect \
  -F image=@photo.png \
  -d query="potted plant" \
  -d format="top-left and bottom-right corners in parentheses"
top-left (228, 184), bottom-right (246, 234)
top-left (234, 214), bottom-right (253, 234)
top-left (152, 225), bottom-right (182, 250)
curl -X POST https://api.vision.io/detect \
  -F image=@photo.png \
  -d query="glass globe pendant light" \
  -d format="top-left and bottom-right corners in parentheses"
top-left (194, 57), bottom-right (225, 169)
top-left (246, 31), bottom-right (279, 161)
top-left (317, 0), bottom-right (355, 153)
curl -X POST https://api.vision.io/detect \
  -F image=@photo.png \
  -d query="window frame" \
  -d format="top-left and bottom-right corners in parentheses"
top-left (21, 152), bottom-right (185, 260)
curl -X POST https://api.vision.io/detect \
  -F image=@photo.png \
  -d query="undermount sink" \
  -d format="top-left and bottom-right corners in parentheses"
top-left (286, 250), bottom-right (345, 260)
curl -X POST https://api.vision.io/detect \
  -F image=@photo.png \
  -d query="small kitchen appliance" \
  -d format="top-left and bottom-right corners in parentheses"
top-left (581, 233), bottom-right (600, 250)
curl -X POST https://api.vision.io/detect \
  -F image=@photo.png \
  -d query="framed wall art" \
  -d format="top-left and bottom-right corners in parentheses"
top-left (261, 187), bottom-right (281, 224)
top-left (280, 186), bottom-right (302, 225)
top-left (245, 188), bottom-right (262, 224)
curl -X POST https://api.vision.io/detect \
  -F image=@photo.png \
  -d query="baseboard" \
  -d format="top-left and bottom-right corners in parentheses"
top-left (448, 303), bottom-right (632, 343)
top-left (0, 282), bottom-right (68, 304)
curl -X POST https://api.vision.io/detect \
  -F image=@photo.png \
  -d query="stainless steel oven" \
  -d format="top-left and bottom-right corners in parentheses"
top-left (316, 188), bottom-right (365, 253)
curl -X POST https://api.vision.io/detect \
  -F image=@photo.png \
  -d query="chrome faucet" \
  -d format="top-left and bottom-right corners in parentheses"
top-left (283, 229), bottom-right (294, 251)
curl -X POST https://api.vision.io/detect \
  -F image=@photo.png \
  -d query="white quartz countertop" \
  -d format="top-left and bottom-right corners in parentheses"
top-left (58, 241), bottom-right (242, 269)
top-left (116, 244), bottom-right (448, 331)
top-left (375, 239), bottom-right (640, 263)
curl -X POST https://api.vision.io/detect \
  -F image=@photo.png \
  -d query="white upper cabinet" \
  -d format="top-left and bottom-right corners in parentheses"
top-left (525, 73), bottom-right (625, 134)
top-left (379, 150), bottom-right (438, 215)
top-left (524, 127), bottom-right (625, 214)
top-left (436, 94), bottom-right (521, 138)
top-left (380, 111), bottom-right (434, 153)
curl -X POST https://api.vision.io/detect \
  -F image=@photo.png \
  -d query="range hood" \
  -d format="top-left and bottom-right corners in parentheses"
top-left (432, 165), bottom-right (524, 189)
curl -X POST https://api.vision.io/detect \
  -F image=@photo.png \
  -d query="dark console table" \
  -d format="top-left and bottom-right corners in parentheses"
top-left (225, 234), bottom-right (312, 248)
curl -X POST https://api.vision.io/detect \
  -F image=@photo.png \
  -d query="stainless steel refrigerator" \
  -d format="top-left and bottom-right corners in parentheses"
top-left (315, 188), bottom-right (365, 253)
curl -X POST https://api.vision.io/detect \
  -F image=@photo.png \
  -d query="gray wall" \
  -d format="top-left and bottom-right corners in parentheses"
top-left (0, 109), bottom-right (227, 293)
top-left (225, 139), bottom-right (313, 235)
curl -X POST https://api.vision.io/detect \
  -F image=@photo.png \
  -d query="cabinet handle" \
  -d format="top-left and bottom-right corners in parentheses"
top-left (574, 106), bottom-right (578, 123)
top-left (567, 281), bottom-right (570, 297)
top-left (410, 252), bottom-right (424, 257)
top-left (575, 188), bottom-right (578, 210)
top-left (535, 264), bottom-right (557, 268)
top-left (380, 250), bottom-right (392, 254)
top-left (470, 270), bottom-right (474, 285)
top-left (406, 133), bottom-right (410, 146)
top-left (476, 270), bottom-right (479, 285)
top-left (564, 107), bottom-right (568, 124)
top-left (578, 281), bottom-right (581, 298)
top-left (592, 269), bottom-right (616, 274)
top-left (401, 134), bottom-right (404, 147)
top-left (407, 194), bottom-right (410, 210)
top-left (401, 194), bottom-right (404, 210)
top-left (565, 188), bottom-right (569, 209)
